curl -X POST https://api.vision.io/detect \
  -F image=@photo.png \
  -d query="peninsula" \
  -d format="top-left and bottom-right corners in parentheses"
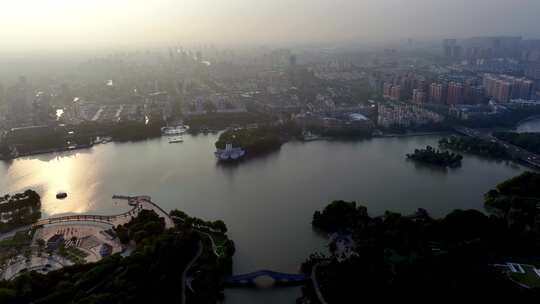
top-left (0, 196), bottom-right (235, 304)
top-left (300, 172), bottom-right (540, 302)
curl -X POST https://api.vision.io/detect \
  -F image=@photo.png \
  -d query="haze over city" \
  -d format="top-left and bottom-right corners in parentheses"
top-left (2, 1), bottom-right (540, 303)
top-left (2, 0), bottom-right (540, 51)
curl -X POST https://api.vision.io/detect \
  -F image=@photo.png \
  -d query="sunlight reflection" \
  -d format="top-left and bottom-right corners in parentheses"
top-left (4, 153), bottom-right (99, 216)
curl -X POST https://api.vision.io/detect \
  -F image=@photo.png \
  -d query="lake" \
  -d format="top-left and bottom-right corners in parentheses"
top-left (1, 120), bottom-right (539, 303)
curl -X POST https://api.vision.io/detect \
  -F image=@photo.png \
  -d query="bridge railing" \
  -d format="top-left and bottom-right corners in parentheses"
top-left (225, 270), bottom-right (307, 284)
top-left (32, 204), bottom-right (143, 228)
top-left (32, 195), bottom-right (172, 229)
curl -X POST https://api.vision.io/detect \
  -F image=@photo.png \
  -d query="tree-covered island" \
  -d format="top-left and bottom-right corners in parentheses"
top-left (407, 145), bottom-right (463, 167)
top-left (215, 122), bottom-right (301, 161)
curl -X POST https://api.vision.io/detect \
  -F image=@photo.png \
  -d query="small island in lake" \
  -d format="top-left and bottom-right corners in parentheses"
top-left (406, 145), bottom-right (463, 168)
top-left (215, 123), bottom-right (301, 162)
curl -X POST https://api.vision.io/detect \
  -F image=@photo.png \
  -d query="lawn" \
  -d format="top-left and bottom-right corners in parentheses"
top-left (509, 264), bottom-right (540, 288)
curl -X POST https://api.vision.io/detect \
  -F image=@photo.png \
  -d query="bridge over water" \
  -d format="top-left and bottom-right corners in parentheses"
top-left (224, 270), bottom-right (307, 287)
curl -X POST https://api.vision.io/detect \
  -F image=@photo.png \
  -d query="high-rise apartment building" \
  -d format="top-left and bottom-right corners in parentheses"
top-left (447, 82), bottom-right (465, 105)
top-left (383, 83), bottom-right (393, 99)
top-left (483, 74), bottom-right (534, 102)
top-left (412, 89), bottom-right (427, 104)
top-left (429, 83), bottom-right (447, 104)
top-left (390, 85), bottom-right (401, 101)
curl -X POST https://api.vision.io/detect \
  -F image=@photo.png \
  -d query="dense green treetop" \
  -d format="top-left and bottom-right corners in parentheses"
top-left (0, 209), bottom-right (235, 304)
top-left (304, 172), bottom-right (540, 302)
top-left (407, 145), bottom-right (463, 167)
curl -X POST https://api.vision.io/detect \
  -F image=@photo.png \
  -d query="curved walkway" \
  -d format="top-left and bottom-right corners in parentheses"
top-left (181, 240), bottom-right (203, 304)
top-left (198, 231), bottom-right (219, 257)
top-left (311, 261), bottom-right (330, 304)
top-left (33, 196), bottom-right (174, 229)
top-left (170, 215), bottom-right (220, 257)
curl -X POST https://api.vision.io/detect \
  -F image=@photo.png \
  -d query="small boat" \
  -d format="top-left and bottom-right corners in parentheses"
top-left (168, 137), bottom-right (184, 144)
top-left (56, 192), bottom-right (68, 199)
top-left (101, 137), bottom-right (112, 144)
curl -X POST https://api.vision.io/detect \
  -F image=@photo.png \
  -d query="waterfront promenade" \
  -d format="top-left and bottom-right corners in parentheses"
top-left (33, 195), bottom-right (174, 229)
top-left (1, 195), bottom-right (177, 282)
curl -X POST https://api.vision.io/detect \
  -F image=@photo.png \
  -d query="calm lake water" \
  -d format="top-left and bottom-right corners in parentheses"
top-left (1, 119), bottom-right (539, 303)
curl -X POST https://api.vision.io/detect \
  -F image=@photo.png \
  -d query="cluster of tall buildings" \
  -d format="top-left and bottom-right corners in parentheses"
top-left (382, 72), bottom-right (535, 106)
top-left (383, 83), bottom-right (402, 101)
top-left (412, 89), bottom-right (427, 104)
top-left (384, 78), bottom-right (485, 106)
top-left (443, 39), bottom-right (462, 59)
top-left (427, 81), bottom-right (487, 105)
top-left (443, 36), bottom-right (527, 60)
top-left (446, 82), bottom-right (465, 105)
top-left (381, 73), bottom-right (429, 102)
top-left (442, 36), bottom-right (540, 85)
top-left (483, 74), bottom-right (534, 103)
top-left (377, 102), bottom-right (444, 128)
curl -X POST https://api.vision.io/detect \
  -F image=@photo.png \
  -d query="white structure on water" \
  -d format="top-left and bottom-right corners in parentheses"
top-left (215, 143), bottom-right (246, 161)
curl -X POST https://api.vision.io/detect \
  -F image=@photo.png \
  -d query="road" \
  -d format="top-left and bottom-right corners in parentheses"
top-left (454, 126), bottom-right (540, 169)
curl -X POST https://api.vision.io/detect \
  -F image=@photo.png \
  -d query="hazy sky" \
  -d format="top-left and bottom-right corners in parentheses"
top-left (1, 0), bottom-right (539, 51)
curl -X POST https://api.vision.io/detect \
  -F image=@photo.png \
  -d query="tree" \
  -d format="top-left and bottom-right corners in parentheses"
top-left (212, 220), bottom-right (227, 233)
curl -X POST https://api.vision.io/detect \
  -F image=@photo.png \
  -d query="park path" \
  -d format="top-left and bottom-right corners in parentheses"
top-left (311, 261), bottom-right (329, 304)
top-left (181, 240), bottom-right (203, 304)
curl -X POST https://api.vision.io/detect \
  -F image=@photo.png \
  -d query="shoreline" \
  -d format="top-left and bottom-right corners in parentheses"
top-left (373, 131), bottom-right (451, 138)
top-left (3, 114), bottom-right (540, 163)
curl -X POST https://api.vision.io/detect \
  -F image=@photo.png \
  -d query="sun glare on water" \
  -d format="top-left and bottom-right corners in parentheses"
top-left (5, 154), bottom-right (100, 216)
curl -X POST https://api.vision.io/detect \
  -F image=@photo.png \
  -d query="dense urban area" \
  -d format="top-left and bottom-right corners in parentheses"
top-left (1, 36), bottom-right (540, 164)
top-left (2, 34), bottom-right (540, 303)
